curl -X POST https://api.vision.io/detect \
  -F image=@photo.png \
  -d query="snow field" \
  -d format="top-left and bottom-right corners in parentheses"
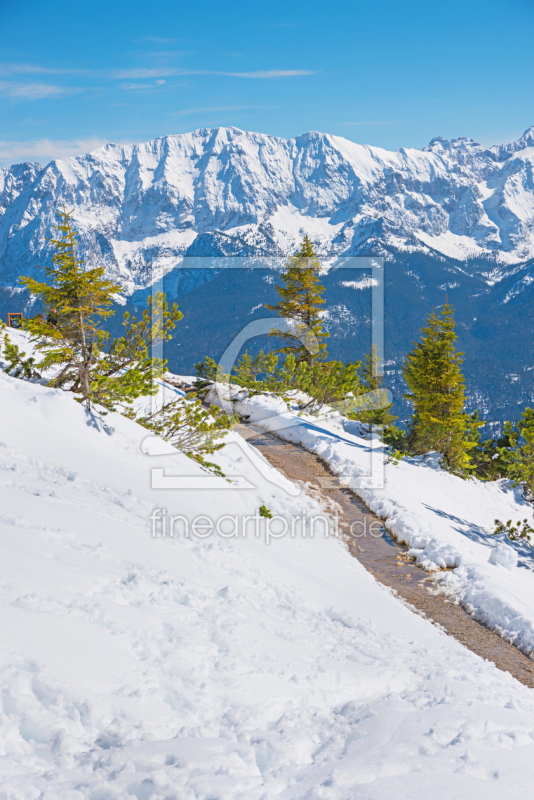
top-left (2, 353), bottom-right (534, 796)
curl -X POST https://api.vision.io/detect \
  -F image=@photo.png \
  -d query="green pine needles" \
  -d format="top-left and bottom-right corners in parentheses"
top-left (266, 234), bottom-right (329, 365)
top-left (403, 301), bottom-right (480, 475)
top-left (136, 397), bottom-right (235, 478)
top-left (20, 207), bottom-right (182, 411)
top-left (21, 207), bottom-right (122, 402)
top-left (349, 344), bottom-right (398, 429)
top-left (501, 409), bottom-right (534, 500)
top-left (195, 348), bottom-right (364, 417)
top-left (493, 518), bottom-right (534, 546)
top-left (0, 324), bottom-right (42, 380)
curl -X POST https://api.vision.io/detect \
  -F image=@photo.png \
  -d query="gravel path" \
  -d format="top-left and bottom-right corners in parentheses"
top-left (236, 422), bottom-right (534, 689)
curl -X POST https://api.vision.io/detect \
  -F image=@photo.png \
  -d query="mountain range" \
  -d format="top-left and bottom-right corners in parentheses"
top-left (2, 125), bottom-right (534, 424)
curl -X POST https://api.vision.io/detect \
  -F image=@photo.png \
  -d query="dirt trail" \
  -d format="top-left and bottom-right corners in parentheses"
top-left (236, 422), bottom-right (534, 689)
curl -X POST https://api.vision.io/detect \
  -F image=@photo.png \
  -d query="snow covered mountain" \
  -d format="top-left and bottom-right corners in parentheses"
top-left (2, 125), bottom-right (534, 291)
top-left (2, 125), bottom-right (534, 423)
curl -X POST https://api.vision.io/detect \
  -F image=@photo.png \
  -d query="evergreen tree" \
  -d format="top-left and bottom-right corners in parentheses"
top-left (20, 207), bottom-right (182, 410)
top-left (86, 292), bottom-right (182, 411)
top-left (195, 349), bottom-right (362, 416)
top-left (501, 408), bottom-right (534, 499)
top-left (403, 301), bottom-right (479, 474)
top-left (21, 207), bottom-right (121, 401)
top-left (295, 359), bottom-right (361, 412)
top-left (469, 413), bottom-right (512, 481)
top-left (0, 325), bottom-right (42, 380)
top-left (265, 235), bottom-right (328, 364)
top-left (352, 344), bottom-right (398, 430)
top-left (136, 396), bottom-right (235, 478)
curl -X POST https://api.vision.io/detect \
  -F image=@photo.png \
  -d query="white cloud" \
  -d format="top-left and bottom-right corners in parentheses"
top-left (114, 67), bottom-right (314, 80)
top-left (0, 63), bottom-right (90, 76)
top-left (120, 82), bottom-right (166, 90)
top-left (0, 80), bottom-right (77, 100)
top-left (115, 68), bottom-right (180, 79)
top-left (225, 70), bottom-right (312, 78)
top-left (0, 137), bottom-right (109, 165)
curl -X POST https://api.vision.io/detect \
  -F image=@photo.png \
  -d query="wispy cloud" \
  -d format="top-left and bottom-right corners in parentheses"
top-left (0, 80), bottom-right (78, 100)
top-left (0, 63), bottom-right (90, 76)
top-left (0, 137), bottom-right (110, 164)
top-left (114, 67), bottom-right (314, 80)
top-left (115, 68), bottom-right (180, 79)
top-left (120, 81), bottom-right (167, 90)
top-left (342, 121), bottom-right (394, 126)
top-left (225, 70), bottom-right (312, 78)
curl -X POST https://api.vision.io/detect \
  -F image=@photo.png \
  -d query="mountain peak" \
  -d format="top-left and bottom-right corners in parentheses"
top-left (516, 124), bottom-right (534, 147)
top-left (486, 124), bottom-right (534, 162)
top-left (424, 135), bottom-right (481, 154)
top-left (2, 123), bottom-right (534, 291)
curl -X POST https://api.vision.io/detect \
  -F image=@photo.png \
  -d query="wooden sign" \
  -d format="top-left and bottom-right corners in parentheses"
top-left (7, 313), bottom-right (23, 329)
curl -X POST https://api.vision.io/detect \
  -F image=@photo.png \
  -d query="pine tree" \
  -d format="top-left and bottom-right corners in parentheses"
top-left (265, 234), bottom-right (329, 364)
top-left (86, 292), bottom-right (182, 411)
top-left (403, 301), bottom-right (479, 474)
top-left (136, 396), bottom-right (235, 478)
top-left (20, 207), bottom-right (182, 410)
top-left (21, 207), bottom-right (121, 400)
top-left (501, 408), bottom-right (534, 499)
top-left (195, 348), bottom-right (362, 417)
top-left (0, 330), bottom-right (42, 380)
top-left (469, 413), bottom-right (512, 481)
top-left (353, 344), bottom-right (398, 430)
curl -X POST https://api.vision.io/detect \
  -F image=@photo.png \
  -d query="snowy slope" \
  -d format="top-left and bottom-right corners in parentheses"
top-left (2, 126), bottom-right (534, 294)
top-left (4, 346), bottom-right (534, 796)
top-left (208, 385), bottom-right (534, 657)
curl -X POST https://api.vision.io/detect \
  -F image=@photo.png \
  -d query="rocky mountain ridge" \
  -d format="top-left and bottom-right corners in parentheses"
top-left (2, 126), bottom-right (534, 423)
top-left (1, 125), bottom-right (534, 295)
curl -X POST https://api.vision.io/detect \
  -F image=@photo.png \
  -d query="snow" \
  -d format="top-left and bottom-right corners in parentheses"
top-left (414, 230), bottom-right (494, 261)
top-left (260, 204), bottom-right (344, 250)
top-left (5, 125), bottom-right (534, 298)
top-left (3, 343), bottom-right (534, 796)
top-left (340, 277), bottom-right (379, 290)
top-left (110, 230), bottom-right (197, 262)
top-left (208, 386), bottom-right (534, 659)
top-left (489, 543), bottom-right (518, 570)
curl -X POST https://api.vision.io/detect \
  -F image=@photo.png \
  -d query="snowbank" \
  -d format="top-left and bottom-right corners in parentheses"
top-left (208, 385), bottom-right (534, 657)
top-left (2, 353), bottom-right (534, 796)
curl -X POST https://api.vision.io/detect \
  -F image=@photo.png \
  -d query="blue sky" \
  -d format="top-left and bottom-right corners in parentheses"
top-left (1, 0), bottom-right (533, 167)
